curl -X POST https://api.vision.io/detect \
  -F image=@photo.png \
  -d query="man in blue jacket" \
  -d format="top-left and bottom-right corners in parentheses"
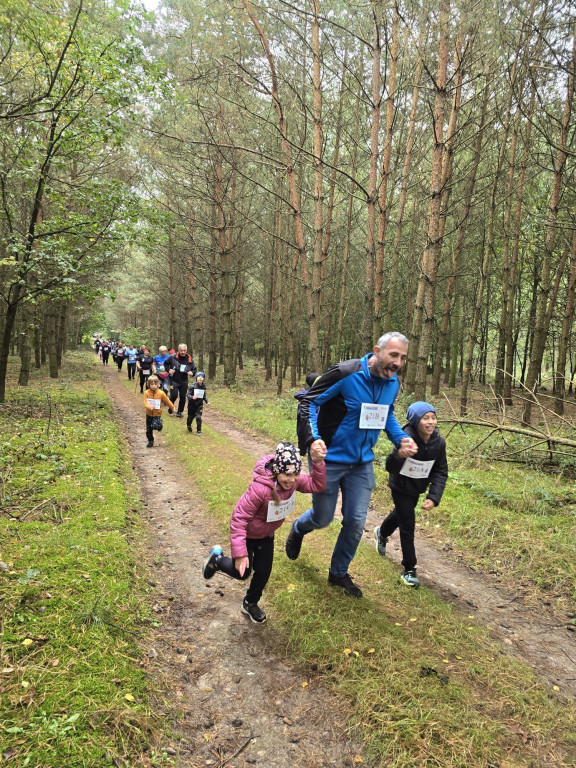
top-left (286, 332), bottom-right (417, 598)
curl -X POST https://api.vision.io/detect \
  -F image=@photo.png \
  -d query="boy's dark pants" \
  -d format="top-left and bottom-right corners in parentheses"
top-left (216, 535), bottom-right (274, 604)
top-left (187, 400), bottom-right (204, 430)
top-left (145, 415), bottom-right (154, 443)
top-left (379, 489), bottom-right (418, 571)
top-left (170, 381), bottom-right (188, 413)
top-left (127, 362), bottom-right (136, 380)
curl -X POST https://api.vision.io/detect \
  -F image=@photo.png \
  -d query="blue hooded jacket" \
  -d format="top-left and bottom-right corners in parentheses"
top-left (296, 353), bottom-right (408, 464)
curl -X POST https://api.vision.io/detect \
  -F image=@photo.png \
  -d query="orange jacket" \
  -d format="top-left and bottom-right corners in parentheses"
top-left (143, 389), bottom-right (174, 416)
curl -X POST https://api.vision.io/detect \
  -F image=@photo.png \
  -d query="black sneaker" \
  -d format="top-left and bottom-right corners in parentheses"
top-left (202, 546), bottom-right (222, 579)
top-left (241, 599), bottom-right (266, 624)
top-left (328, 572), bottom-right (363, 598)
top-left (146, 440), bottom-right (154, 448)
top-left (176, 412), bottom-right (183, 418)
top-left (285, 522), bottom-right (304, 560)
top-left (187, 425), bottom-right (192, 432)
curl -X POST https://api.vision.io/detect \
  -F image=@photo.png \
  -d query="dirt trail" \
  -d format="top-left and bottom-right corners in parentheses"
top-left (106, 368), bottom-right (365, 768)
top-left (105, 366), bottom-right (576, 766)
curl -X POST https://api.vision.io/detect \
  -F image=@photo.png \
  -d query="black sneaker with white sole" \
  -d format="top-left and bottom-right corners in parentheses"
top-left (241, 599), bottom-right (266, 624)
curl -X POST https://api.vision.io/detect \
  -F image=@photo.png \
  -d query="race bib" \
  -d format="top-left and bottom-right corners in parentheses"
top-left (147, 398), bottom-right (161, 410)
top-left (143, 369), bottom-right (151, 376)
top-left (193, 388), bottom-right (204, 398)
top-left (266, 493), bottom-right (296, 523)
top-left (400, 458), bottom-right (435, 479)
top-left (180, 364), bottom-right (187, 373)
top-left (156, 365), bottom-right (165, 373)
top-left (359, 403), bottom-right (389, 429)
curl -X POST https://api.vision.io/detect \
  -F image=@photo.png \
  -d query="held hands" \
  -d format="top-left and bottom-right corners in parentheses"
top-left (309, 439), bottom-right (327, 463)
top-left (421, 499), bottom-right (435, 511)
top-left (397, 437), bottom-right (418, 458)
top-left (235, 556), bottom-right (249, 577)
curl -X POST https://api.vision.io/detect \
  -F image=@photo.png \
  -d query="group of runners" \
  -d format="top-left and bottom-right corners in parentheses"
top-left (200, 331), bottom-right (448, 624)
top-left (96, 332), bottom-right (448, 625)
top-left (93, 337), bottom-right (209, 439)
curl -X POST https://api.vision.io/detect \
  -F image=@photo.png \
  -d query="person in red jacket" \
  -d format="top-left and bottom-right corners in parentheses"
top-left (201, 442), bottom-right (326, 624)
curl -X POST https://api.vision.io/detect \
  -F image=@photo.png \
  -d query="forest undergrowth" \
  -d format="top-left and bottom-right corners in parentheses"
top-left (0, 353), bottom-right (169, 767)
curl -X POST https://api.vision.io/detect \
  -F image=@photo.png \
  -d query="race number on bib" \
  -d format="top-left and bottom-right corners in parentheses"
top-left (143, 369), bottom-right (151, 376)
top-left (147, 398), bottom-right (161, 410)
top-left (400, 458), bottom-right (435, 479)
top-left (266, 493), bottom-right (296, 523)
top-left (180, 364), bottom-right (187, 373)
top-left (193, 388), bottom-right (204, 398)
top-left (359, 403), bottom-right (389, 429)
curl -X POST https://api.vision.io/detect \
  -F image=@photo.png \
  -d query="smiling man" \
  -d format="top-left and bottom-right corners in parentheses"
top-left (286, 331), bottom-right (418, 598)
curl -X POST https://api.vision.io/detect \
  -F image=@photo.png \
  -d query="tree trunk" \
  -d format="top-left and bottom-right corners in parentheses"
top-left (18, 304), bottom-right (33, 387)
top-left (554, 230), bottom-right (576, 414)
top-left (522, 26), bottom-right (575, 424)
top-left (373, 6), bottom-right (399, 338)
top-left (411, 0), bottom-right (450, 400)
top-left (384, 43), bottom-right (422, 331)
top-left (361, 0), bottom-right (382, 349)
top-left (431, 78), bottom-right (487, 396)
top-left (242, 0), bottom-right (318, 369)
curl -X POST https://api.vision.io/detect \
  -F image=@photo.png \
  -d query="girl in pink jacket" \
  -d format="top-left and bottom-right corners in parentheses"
top-left (202, 442), bottom-right (326, 624)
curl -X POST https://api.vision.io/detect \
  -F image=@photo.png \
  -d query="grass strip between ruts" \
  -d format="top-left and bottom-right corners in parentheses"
top-left (158, 413), bottom-right (576, 768)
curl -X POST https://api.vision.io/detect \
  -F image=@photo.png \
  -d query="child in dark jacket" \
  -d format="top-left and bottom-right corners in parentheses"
top-left (186, 372), bottom-right (208, 435)
top-left (374, 401), bottom-right (448, 588)
top-left (201, 442), bottom-right (326, 624)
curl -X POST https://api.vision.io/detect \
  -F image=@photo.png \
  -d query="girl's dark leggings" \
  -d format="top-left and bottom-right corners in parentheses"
top-left (217, 535), bottom-right (274, 604)
top-left (379, 489), bottom-right (418, 571)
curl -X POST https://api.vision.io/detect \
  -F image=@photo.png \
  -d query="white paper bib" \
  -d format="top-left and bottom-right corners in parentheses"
top-left (180, 364), bottom-right (187, 373)
top-left (266, 493), bottom-right (296, 523)
top-left (399, 458), bottom-right (435, 479)
top-left (193, 388), bottom-right (204, 398)
top-left (359, 403), bottom-right (389, 429)
top-left (147, 398), bottom-right (161, 409)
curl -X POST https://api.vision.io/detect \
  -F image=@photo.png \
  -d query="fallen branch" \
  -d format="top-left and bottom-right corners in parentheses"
top-left (440, 418), bottom-right (576, 450)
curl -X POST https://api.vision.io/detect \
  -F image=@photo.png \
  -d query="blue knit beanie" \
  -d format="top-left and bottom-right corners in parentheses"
top-left (406, 401), bottom-right (436, 429)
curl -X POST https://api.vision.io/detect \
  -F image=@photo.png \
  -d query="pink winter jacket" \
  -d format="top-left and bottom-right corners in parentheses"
top-left (229, 455), bottom-right (326, 559)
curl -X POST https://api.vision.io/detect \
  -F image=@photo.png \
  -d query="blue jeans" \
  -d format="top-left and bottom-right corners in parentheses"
top-left (293, 461), bottom-right (375, 577)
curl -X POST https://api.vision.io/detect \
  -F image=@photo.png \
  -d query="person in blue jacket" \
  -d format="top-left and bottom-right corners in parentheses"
top-left (285, 331), bottom-right (417, 598)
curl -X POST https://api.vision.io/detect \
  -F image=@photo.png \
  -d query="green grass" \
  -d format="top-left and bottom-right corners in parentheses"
top-left (159, 418), bottom-right (576, 768)
top-left (0, 353), bottom-right (169, 767)
top-left (207, 367), bottom-right (576, 608)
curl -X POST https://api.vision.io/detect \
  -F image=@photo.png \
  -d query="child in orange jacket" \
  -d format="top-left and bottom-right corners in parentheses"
top-left (143, 375), bottom-right (174, 448)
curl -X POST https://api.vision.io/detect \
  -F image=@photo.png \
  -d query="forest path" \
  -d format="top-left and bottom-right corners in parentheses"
top-left (104, 364), bottom-right (575, 767)
top-left (105, 366), bottom-right (366, 768)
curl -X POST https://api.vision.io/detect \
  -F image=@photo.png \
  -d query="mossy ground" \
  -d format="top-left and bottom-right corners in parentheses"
top-left (0, 353), bottom-right (171, 767)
